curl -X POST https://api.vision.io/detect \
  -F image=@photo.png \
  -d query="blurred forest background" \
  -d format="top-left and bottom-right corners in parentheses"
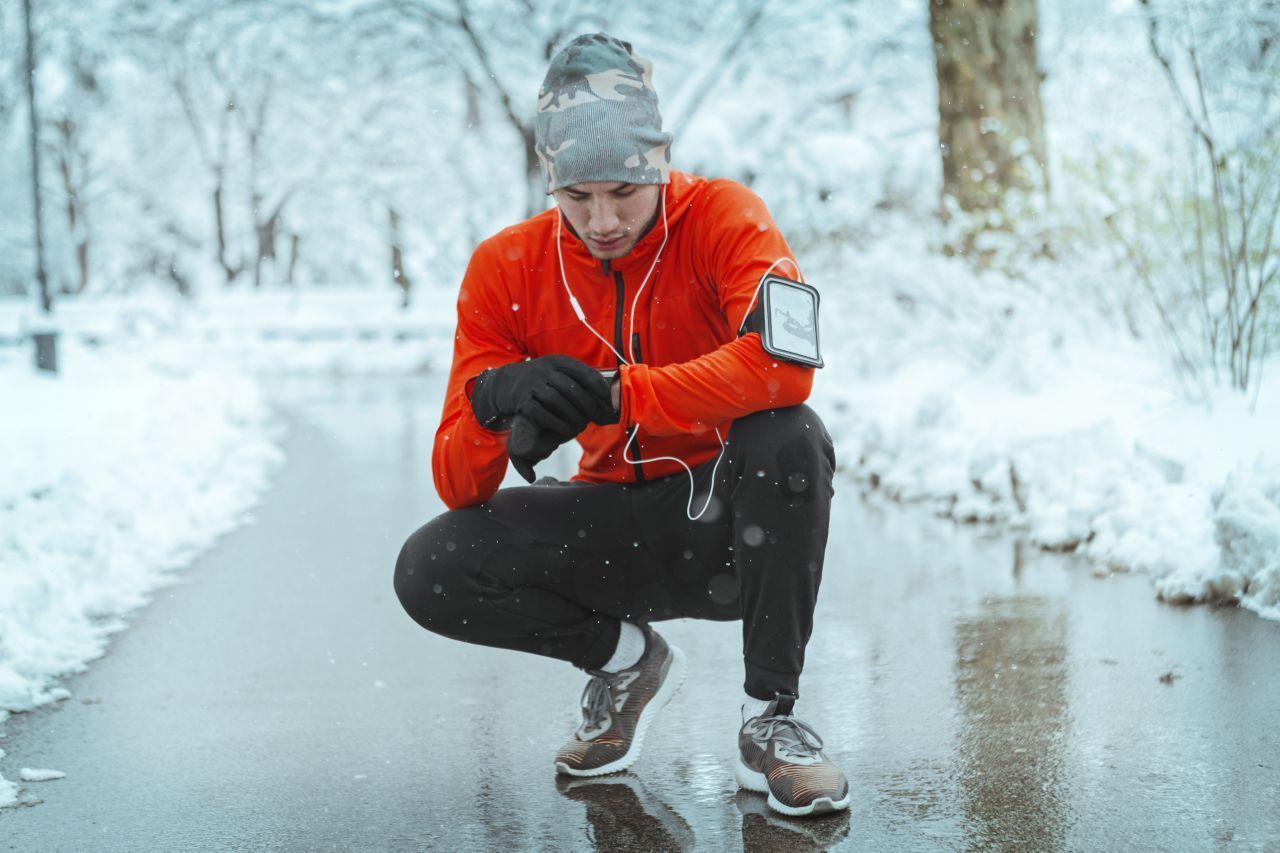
top-left (1, 0), bottom-right (1278, 391)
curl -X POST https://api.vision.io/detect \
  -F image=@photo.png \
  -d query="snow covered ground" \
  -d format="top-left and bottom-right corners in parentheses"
top-left (0, 333), bottom-right (284, 805)
top-left (0, 288), bottom-right (454, 376)
top-left (807, 223), bottom-right (1280, 623)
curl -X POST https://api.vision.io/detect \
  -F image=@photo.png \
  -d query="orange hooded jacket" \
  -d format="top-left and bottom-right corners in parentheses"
top-left (433, 170), bottom-right (814, 510)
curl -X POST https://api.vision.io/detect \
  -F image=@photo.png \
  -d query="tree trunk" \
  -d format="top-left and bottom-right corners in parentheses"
top-left (75, 241), bottom-right (88, 293)
top-left (389, 206), bottom-right (412, 309)
top-left (54, 118), bottom-right (90, 294)
top-left (523, 125), bottom-right (543, 219)
top-left (213, 178), bottom-right (239, 286)
top-left (253, 193), bottom-right (290, 290)
top-left (287, 233), bottom-right (300, 288)
top-left (253, 204), bottom-right (277, 290)
top-left (930, 0), bottom-right (1047, 229)
top-left (23, 0), bottom-right (51, 317)
top-left (464, 74), bottom-right (482, 130)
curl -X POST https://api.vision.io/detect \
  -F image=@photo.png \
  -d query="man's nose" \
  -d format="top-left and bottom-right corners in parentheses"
top-left (588, 201), bottom-right (620, 236)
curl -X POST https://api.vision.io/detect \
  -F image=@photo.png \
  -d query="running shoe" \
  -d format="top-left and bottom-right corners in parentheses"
top-left (735, 692), bottom-right (851, 817)
top-left (554, 626), bottom-right (686, 776)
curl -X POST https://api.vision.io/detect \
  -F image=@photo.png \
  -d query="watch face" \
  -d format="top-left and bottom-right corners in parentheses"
top-left (763, 276), bottom-right (823, 367)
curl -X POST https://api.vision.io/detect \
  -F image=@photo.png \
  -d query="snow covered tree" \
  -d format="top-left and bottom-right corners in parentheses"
top-left (348, 0), bottom-right (830, 219)
top-left (42, 40), bottom-right (106, 295)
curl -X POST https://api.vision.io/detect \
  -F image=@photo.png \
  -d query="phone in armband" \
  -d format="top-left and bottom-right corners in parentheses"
top-left (745, 274), bottom-right (824, 369)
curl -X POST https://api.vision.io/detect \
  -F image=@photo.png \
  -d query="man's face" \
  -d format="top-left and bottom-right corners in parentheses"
top-left (553, 181), bottom-right (661, 260)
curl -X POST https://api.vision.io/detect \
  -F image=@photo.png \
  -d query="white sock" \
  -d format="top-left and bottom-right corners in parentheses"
top-left (601, 621), bottom-right (646, 673)
top-left (742, 695), bottom-right (771, 723)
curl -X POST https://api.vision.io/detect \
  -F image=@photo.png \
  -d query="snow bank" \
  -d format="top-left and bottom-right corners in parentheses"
top-left (0, 287), bottom-right (454, 377)
top-left (1156, 462), bottom-right (1280, 620)
top-left (0, 338), bottom-right (282, 802)
top-left (808, 224), bottom-right (1280, 620)
top-left (0, 747), bottom-right (14, 808)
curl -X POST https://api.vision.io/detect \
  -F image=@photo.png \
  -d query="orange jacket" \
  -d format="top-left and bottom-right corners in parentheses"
top-left (433, 170), bottom-right (814, 510)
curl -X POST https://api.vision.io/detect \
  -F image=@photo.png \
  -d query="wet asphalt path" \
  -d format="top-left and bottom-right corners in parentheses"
top-left (2, 375), bottom-right (1279, 851)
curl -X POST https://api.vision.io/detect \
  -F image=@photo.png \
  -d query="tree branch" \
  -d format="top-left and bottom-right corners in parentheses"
top-left (668, 0), bottom-right (768, 140)
top-left (454, 0), bottom-right (528, 136)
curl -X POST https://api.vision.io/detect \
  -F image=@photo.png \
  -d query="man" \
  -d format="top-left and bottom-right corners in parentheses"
top-left (394, 32), bottom-right (847, 818)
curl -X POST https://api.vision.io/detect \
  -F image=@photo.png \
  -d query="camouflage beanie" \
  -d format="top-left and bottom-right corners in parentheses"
top-left (535, 33), bottom-right (672, 194)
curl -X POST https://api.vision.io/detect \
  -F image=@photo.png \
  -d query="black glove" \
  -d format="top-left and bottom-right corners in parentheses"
top-left (505, 414), bottom-right (570, 483)
top-left (470, 354), bottom-right (616, 435)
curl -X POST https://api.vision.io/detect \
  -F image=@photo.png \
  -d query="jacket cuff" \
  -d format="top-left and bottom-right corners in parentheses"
top-left (617, 364), bottom-right (636, 427)
top-left (466, 370), bottom-right (511, 433)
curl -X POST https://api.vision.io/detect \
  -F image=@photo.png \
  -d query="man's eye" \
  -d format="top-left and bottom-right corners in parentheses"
top-left (614, 189), bottom-right (635, 198)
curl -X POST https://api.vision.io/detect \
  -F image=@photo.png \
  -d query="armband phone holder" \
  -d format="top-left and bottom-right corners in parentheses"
top-left (742, 274), bottom-right (824, 368)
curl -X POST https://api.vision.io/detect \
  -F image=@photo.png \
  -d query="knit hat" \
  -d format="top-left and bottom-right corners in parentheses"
top-left (534, 33), bottom-right (672, 194)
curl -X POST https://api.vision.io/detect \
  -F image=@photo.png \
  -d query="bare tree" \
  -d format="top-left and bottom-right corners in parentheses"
top-left (170, 57), bottom-right (244, 286)
top-left (127, 1), bottom-right (335, 291)
top-left (226, 74), bottom-right (296, 289)
top-left (352, 0), bottom-right (786, 218)
top-left (43, 45), bottom-right (104, 296)
top-left (50, 115), bottom-right (90, 293)
top-left (1129, 0), bottom-right (1280, 392)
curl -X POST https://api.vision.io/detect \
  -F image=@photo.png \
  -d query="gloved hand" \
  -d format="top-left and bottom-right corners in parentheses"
top-left (470, 354), bottom-right (616, 435)
top-left (505, 414), bottom-right (570, 483)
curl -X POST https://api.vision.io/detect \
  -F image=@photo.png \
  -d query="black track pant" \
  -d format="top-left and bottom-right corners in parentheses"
top-left (394, 404), bottom-right (835, 700)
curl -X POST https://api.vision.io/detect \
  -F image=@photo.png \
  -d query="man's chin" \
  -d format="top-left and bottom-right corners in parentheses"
top-left (586, 237), bottom-right (637, 260)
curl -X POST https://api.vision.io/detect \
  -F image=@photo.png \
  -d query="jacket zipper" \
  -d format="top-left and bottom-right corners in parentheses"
top-left (606, 263), bottom-right (646, 483)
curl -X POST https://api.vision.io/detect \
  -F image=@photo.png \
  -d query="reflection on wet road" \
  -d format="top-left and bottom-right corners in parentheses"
top-left (2, 377), bottom-right (1278, 851)
top-left (954, 592), bottom-right (1068, 850)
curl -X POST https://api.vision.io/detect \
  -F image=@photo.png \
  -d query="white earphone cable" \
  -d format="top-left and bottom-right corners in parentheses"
top-left (556, 210), bottom-right (629, 365)
top-left (555, 186), bottom-right (793, 521)
top-left (622, 424), bottom-right (725, 521)
top-left (627, 188), bottom-right (669, 363)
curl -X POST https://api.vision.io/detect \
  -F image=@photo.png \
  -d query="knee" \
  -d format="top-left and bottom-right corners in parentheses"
top-left (731, 404), bottom-right (834, 464)
top-left (730, 405), bottom-right (835, 504)
top-left (393, 514), bottom-right (475, 637)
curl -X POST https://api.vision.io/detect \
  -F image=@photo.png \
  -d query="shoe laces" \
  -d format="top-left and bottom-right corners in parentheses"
top-left (751, 713), bottom-right (825, 762)
top-left (579, 673), bottom-right (619, 732)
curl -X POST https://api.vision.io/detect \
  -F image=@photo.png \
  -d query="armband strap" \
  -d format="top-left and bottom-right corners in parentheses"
top-left (736, 274), bottom-right (825, 369)
top-left (739, 302), bottom-right (767, 338)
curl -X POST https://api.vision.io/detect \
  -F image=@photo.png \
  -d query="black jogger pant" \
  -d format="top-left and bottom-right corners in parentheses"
top-left (393, 404), bottom-right (835, 700)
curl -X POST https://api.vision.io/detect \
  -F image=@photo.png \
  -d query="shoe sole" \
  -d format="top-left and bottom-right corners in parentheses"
top-left (555, 644), bottom-right (687, 778)
top-left (734, 757), bottom-right (851, 818)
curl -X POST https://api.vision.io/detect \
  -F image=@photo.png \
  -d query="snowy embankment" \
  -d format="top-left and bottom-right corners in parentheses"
top-left (0, 288), bottom-right (452, 377)
top-left (809, 228), bottom-right (1280, 621)
top-left (0, 334), bottom-right (283, 806)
